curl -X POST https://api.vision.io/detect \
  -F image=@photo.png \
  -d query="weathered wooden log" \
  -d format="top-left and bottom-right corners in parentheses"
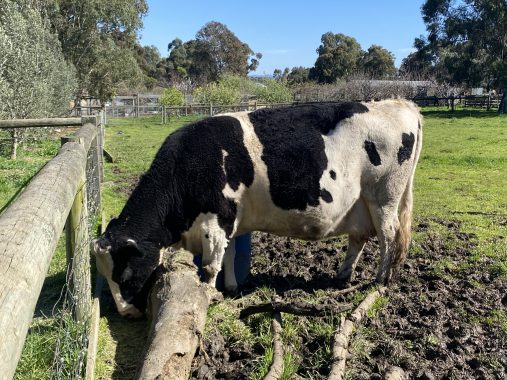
top-left (0, 138), bottom-right (92, 379)
top-left (0, 117), bottom-right (82, 128)
top-left (136, 249), bottom-right (216, 380)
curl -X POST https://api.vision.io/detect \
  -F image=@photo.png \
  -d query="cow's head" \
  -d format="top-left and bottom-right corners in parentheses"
top-left (93, 219), bottom-right (161, 318)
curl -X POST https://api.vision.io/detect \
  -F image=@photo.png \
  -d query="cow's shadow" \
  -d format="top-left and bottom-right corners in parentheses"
top-left (99, 288), bottom-right (148, 380)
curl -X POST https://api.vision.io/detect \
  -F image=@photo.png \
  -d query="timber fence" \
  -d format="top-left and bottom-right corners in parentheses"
top-left (0, 113), bottom-right (105, 379)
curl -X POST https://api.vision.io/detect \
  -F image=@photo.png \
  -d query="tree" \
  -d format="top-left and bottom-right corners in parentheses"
top-left (0, 0), bottom-right (77, 157)
top-left (273, 67), bottom-right (289, 81)
top-left (420, 0), bottom-right (507, 89)
top-left (359, 45), bottom-right (396, 78)
top-left (166, 21), bottom-right (262, 85)
top-left (165, 38), bottom-right (191, 83)
top-left (309, 32), bottom-right (363, 83)
top-left (195, 21), bottom-right (261, 78)
top-left (47, 0), bottom-right (148, 100)
top-left (135, 44), bottom-right (165, 89)
top-left (399, 36), bottom-right (436, 78)
top-left (287, 67), bottom-right (311, 86)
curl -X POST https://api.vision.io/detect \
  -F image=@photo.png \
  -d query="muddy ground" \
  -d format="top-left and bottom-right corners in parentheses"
top-left (191, 222), bottom-right (507, 379)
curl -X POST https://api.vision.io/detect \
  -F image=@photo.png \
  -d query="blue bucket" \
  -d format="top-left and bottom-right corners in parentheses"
top-left (193, 233), bottom-right (252, 289)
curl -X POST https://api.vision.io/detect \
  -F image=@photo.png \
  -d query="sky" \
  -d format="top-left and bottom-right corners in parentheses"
top-left (139, 1), bottom-right (428, 76)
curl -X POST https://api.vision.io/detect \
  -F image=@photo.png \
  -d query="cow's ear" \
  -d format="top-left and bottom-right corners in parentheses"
top-left (93, 237), bottom-right (111, 256)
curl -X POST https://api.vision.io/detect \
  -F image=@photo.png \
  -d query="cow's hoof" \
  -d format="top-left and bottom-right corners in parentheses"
top-left (335, 272), bottom-right (352, 288)
top-left (224, 285), bottom-right (238, 297)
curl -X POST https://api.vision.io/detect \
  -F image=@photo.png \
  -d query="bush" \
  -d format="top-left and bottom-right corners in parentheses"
top-left (193, 74), bottom-right (293, 105)
top-left (159, 87), bottom-right (185, 106)
top-left (193, 81), bottom-right (241, 105)
top-left (250, 79), bottom-right (293, 103)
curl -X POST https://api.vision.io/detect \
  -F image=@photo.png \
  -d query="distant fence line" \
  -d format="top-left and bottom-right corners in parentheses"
top-left (0, 114), bottom-right (105, 379)
top-left (71, 94), bottom-right (504, 120)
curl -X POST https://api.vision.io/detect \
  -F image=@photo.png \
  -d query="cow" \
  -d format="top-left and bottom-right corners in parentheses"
top-left (93, 99), bottom-right (422, 317)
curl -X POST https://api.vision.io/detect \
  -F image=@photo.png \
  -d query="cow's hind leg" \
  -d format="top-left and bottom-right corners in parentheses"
top-left (336, 235), bottom-right (367, 285)
top-left (368, 204), bottom-right (401, 284)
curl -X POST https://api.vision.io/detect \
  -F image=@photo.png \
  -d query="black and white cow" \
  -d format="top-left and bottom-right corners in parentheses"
top-left (94, 99), bottom-right (422, 317)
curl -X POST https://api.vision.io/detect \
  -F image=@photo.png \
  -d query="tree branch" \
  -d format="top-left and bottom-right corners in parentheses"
top-left (262, 312), bottom-right (284, 380)
top-left (327, 287), bottom-right (387, 380)
top-left (240, 300), bottom-right (353, 319)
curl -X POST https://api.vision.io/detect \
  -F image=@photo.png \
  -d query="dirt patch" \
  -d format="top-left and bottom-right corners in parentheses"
top-left (191, 224), bottom-right (507, 379)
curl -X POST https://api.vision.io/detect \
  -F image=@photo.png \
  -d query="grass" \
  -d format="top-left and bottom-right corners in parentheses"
top-left (2, 106), bottom-right (506, 378)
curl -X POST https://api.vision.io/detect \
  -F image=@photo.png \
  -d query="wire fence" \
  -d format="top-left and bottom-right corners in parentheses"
top-left (0, 114), bottom-right (104, 380)
top-left (51, 125), bottom-right (102, 379)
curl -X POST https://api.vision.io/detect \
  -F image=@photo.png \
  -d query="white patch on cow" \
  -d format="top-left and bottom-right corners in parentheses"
top-left (180, 212), bottom-right (230, 286)
top-left (222, 182), bottom-right (246, 199)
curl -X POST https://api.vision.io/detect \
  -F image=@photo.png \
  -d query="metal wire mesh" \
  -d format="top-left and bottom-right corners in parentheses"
top-left (49, 129), bottom-right (101, 379)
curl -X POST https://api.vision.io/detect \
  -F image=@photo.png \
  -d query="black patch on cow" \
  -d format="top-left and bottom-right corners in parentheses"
top-left (320, 189), bottom-right (333, 203)
top-left (329, 170), bottom-right (336, 180)
top-left (364, 140), bottom-right (382, 166)
top-left (249, 102), bottom-right (368, 210)
top-left (104, 115), bottom-right (255, 308)
top-left (397, 132), bottom-right (415, 165)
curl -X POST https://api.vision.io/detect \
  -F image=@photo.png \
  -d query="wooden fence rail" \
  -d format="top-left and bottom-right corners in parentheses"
top-left (0, 114), bottom-right (104, 380)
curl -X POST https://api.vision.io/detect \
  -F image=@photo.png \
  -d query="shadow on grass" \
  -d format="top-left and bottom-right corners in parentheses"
top-left (421, 108), bottom-right (502, 119)
top-left (33, 271), bottom-right (67, 318)
top-left (99, 288), bottom-right (149, 380)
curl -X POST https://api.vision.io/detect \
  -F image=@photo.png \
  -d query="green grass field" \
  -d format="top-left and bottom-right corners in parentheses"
top-left (5, 108), bottom-right (506, 378)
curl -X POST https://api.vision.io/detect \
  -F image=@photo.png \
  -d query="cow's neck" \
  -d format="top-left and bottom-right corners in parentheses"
top-left (117, 172), bottom-right (173, 248)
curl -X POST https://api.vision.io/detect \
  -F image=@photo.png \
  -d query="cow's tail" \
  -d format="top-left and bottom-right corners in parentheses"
top-left (392, 113), bottom-right (423, 275)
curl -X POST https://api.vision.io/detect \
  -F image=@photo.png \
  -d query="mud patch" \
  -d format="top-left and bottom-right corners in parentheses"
top-left (191, 224), bottom-right (506, 379)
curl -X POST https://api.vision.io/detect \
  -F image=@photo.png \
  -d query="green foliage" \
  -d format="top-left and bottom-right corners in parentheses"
top-left (164, 21), bottom-right (262, 85)
top-left (135, 44), bottom-right (165, 89)
top-left (48, 0), bottom-right (148, 100)
top-left (0, 0), bottom-right (77, 119)
top-left (193, 79), bottom-right (242, 105)
top-left (413, 0), bottom-right (507, 88)
top-left (193, 74), bottom-right (293, 105)
top-left (310, 32), bottom-right (363, 83)
top-left (287, 66), bottom-right (311, 86)
top-left (251, 79), bottom-right (293, 103)
top-left (159, 87), bottom-right (185, 106)
top-left (359, 45), bottom-right (396, 78)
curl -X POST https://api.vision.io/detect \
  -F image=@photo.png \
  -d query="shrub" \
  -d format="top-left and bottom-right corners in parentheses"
top-left (159, 87), bottom-right (185, 106)
top-left (193, 81), bottom-right (241, 105)
top-left (251, 79), bottom-right (293, 103)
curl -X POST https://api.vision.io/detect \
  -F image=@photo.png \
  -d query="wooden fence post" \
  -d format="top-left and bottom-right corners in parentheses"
top-left (61, 135), bottom-right (92, 323)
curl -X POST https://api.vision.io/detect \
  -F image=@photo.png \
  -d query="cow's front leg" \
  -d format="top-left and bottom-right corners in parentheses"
top-left (223, 242), bottom-right (237, 295)
top-left (201, 229), bottom-right (229, 288)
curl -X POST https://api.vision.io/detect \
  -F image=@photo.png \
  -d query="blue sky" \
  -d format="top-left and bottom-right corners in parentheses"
top-left (139, 1), bottom-right (427, 75)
